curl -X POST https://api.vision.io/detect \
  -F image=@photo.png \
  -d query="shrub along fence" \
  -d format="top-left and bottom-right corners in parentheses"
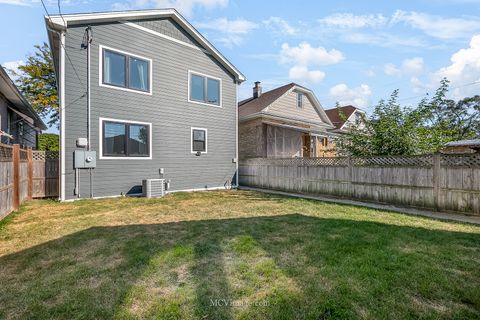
top-left (239, 153), bottom-right (480, 215)
top-left (0, 143), bottom-right (59, 219)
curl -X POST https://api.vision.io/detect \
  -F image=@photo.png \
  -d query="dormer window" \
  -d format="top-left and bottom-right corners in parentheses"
top-left (297, 92), bottom-right (303, 109)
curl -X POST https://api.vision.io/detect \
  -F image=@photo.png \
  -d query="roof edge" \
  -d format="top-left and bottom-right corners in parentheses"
top-left (45, 9), bottom-right (245, 82)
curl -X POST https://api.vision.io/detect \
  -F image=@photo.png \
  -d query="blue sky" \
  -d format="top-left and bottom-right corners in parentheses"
top-left (1, 0), bottom-right (480, 132)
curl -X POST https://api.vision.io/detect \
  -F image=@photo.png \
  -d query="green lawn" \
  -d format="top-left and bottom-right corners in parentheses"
top-left (0, 190), bottom-right (479, 319)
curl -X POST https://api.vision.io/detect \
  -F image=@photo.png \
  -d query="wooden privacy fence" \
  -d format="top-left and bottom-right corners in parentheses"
top-left (239, 153), bottom-right (480, 215)
top-left (0, 143), bottom-right (59, 219)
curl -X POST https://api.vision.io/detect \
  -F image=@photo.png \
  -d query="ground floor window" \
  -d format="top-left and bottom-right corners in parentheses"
top-left (101, 118), bottom-right (151, 158)
top-left (191, 127), bottom-right (207, 153)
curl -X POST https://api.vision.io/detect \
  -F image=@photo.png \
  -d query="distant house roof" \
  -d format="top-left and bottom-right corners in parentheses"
top-left (445, 139), bottom-right (480, 148)
top-left (45, 9), bottom-right (245, 83)
top-left (238, 83), bottom-right (295, 117)
top-left (324, 105), bottom-right (359, 130)
top-left (238, 82), bottom-right (333, 127)
top-left (0, 66), bottom-right (46, 130)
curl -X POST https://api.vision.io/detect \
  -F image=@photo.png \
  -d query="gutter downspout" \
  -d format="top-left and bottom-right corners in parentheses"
top-left (60, 31), bottom-right (66, 201)
top-left (235, 81), bottom-right (239, 189)
top-left (86, 26), bottom-right (93, 199)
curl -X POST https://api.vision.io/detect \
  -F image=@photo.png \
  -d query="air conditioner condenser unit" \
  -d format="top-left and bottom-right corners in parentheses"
top-left (143, 179), bottom-right (166, 198)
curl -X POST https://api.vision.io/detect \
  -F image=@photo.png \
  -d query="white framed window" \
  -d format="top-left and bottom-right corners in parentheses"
top-left (99, 117), bottom-right (152, 160)
top-left (191, 127), bottom-right (207, 154)
top-left (297, 92), bottom-right (303, 109)
top-left (99, 45), bottom-right (152, 95)
top-left (188, 70), bottom-right (222, 107)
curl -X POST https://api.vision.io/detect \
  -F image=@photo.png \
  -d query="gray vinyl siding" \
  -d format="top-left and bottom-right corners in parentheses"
top-left (132, 18), bottom-right (204, 49)
top-left (63, 19), bottom-right (238, 200)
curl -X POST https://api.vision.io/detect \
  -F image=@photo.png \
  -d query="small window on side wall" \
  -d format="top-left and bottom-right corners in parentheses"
top-left (189, 72), bottom-right (221, 106)
top-left (102, 119), bottom-right (150, 158)
top-left (297, 92), bottom-right (303, 108)
top-left (191, 128), bottom-right (207, 153)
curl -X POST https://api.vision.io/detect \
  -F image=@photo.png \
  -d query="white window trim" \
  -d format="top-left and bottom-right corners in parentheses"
top-left (296, 92), bottom-right (303, 109)
top-left (187, 70), bottom-right (222, 108)
top-left (99, 117), bottom-right (153, 160)
top-left (191, 127), bottom-right (208, 154)
top-left (98, 45), bottom-right (153, 95)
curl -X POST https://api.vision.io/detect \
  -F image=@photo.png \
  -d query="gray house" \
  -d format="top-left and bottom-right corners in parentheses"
top-left (45, 9), bottom-right (245, 201)
top-left (0, 66), bottom-right (46, 148)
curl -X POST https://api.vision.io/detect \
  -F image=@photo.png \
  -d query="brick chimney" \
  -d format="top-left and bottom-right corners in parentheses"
top-left (253, 81), bottom-right (262, 98)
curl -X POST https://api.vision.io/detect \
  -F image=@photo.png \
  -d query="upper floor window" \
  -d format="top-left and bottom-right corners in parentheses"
top-left (101, 46), bottom-right (151, 94)
top-left (100, 118), bottom-right (151, 159)
top-left (297, 92), bottom-right (303, 109)
top-left (354, 112), bottom-right (362, 125)
top-left (189, 71), bottom-right (221, 106)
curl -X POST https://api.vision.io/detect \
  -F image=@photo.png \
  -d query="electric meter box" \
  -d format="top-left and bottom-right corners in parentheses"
top-left (74, 150), bottom-right (96, 168)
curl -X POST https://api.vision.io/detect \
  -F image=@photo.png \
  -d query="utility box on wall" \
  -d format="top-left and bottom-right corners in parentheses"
top-left (74, 150), bottom-right (97, 168)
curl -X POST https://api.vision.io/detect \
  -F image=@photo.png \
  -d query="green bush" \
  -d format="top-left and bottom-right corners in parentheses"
top-left (37, 133), bottom-right (59, 151)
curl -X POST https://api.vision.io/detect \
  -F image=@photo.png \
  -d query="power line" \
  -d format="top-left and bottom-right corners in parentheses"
top-left (57, 0), bottom-right (66, 29)
top-left (41, 0), bottom-right (86, 88)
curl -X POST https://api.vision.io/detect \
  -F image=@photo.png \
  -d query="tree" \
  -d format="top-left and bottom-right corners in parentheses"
top-left (13, 43), bottom-right (58, 127)
top-left (338, 90), bottom-right (420, 156)
top-left (37, 133), bottom-right (59, 151)
top-left (337, 79), bottom-right (480, 156)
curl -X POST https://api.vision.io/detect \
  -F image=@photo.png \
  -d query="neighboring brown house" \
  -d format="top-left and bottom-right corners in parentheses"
top-left (0, 66), bottom-right (46, 148)
top-left (443, 139), bottom-right (480, 154)
top-left (324, 105), bottom-right (366, 134)
top-left (238, 82), bottom-right (335, 159)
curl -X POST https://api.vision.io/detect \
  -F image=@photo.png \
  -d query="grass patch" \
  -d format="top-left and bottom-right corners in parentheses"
top-left (0, 190), bottom-right (479, 319)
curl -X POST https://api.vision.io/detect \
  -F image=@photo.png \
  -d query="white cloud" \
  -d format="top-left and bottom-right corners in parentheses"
top-left (279, 42), bottom-right (343, 84)
top-left (2, 60), bottom-right (24, 79)
top-left (384, 57), bottom-right (424, 77)
top-left (391, 10), bottom-right (480, 40)
top-left (280, 42), bottom-right (344, 66)
top-left (435, 34), bottom-right (480, 98)
top-left (319, 13), bottom-right (387, 29)
top-left (365, 68), bottom-right (376, 77)
top-left (263, 17), bottom-right (297, 36)
top-left (0, 0), bottom-right (31, 5)
top-left (329, 84), bottom-right (372, 108)
top-left (195, 18), bottom-right (257, 34)
top-left (384, 63), bottom-right (401, 77)
top-left (288, 66), bottom-right (325, 83)
top-left (194, 18), bottom-right (257, 48)
top-left (402, 57), bottom-right (424, 75)
top-left (112, 0), bottom-right (228, 17)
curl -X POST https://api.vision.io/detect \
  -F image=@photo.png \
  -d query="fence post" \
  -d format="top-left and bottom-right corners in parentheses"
top-left (12, 144), bottom-right (20, 210)
top-left (347, 156), bottom-right (353, 197)
top-left (27, 148), bottom-right (33, 200)
top-left (432, 153), bottom-right (441, 212)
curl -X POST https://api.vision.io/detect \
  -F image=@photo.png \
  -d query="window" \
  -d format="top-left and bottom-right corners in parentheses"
top-left (354, 112), bottom-right (362, 125)
top-left (189, 71), bottom-right (221, 106)
top-left (191, 128), bottom-right (207, 153)
top-left (102, 46), bottom-right (150, 93)
top-left (297, 92), bottom-right (303, 108)
top-left (101, 119), bottom-right (150, 158)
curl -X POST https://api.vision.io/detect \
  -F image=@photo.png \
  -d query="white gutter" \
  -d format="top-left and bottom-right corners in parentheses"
top-left (240, 112), bottom-right (335, 130)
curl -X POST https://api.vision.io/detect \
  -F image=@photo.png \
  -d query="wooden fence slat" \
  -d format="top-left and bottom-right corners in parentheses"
top-left (12, 144), bottom-right (20, 210)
